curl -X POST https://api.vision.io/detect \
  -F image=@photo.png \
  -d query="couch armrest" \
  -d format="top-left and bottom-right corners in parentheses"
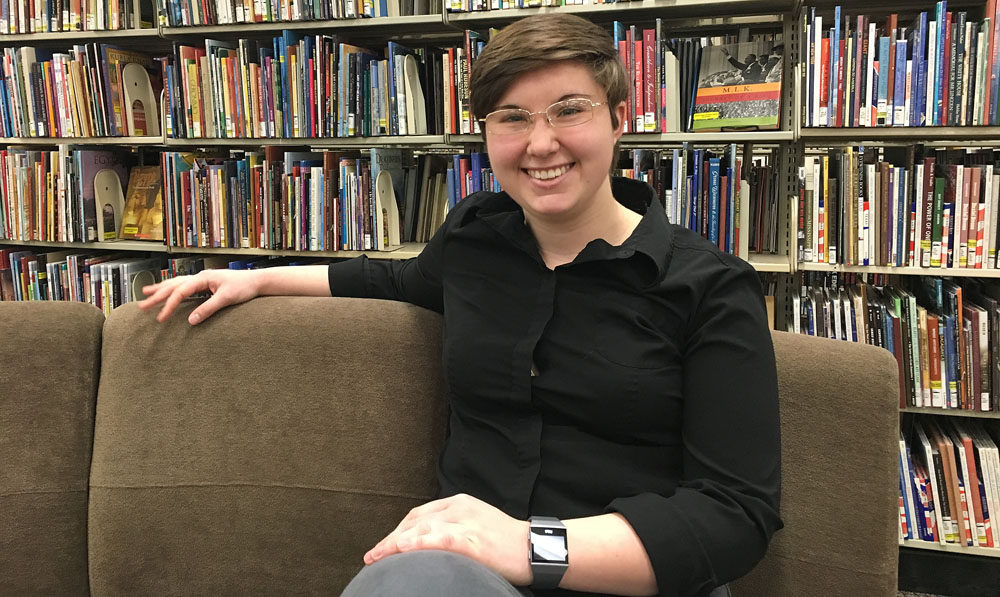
top-left (733, 331), bottom-right (900, 596)
top-left (89, 297), bottom-right (446, 595)
top-left (1, 302), bottom-right (103, 596)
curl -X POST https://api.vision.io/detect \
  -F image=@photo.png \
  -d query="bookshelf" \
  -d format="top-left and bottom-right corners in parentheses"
top-left (793, 1), bottom-right (1000, 573)
top-left (902, 538), bottom-right (1000, 557)
top-left (0, 0), bottom-right (996, 589)
top-left (0, 0), bottom-right (799, 273)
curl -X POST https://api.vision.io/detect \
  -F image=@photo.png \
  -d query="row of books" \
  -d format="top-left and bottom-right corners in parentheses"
top-left (1, 0), bottom-right (150, 34)
top-left (614, 25), bottom-right (784, 134)
top-left (0, 247), bottom-right (325, 313)
top-left (1, 44), bottom-right (163, 138)
top-left (898, 416), bottom-right (1000, 551)
top-left (793, 273), bottom-right (1000, 413)
top-left (157, 0), bottom-right (440, 25)
top-left (160, 148), bottom-right (496, 251)
top-left (803, 2), bottom-right (1000, 128)
top-left (0, 142), bottom-right (503, 250)
top-left (162, 33), bottom-right (449, 139)
top-left (446, 0), bottom-right (649, 12)
top-left (618, 145), bottom-right (779, 258)
top-left (0, 148), bottom-right (158, 245)
top-left (797, 146), bottom-right (1000, 270)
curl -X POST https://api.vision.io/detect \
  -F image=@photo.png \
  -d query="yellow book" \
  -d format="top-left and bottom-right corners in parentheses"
top-left (187, 61), bottom-right (203, 138)
top-left (289, 50), bottom-right (299, 137)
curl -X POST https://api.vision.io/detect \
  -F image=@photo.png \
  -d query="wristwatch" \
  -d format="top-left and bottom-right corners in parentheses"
top-left (528, 516), bottom-right (569, 589)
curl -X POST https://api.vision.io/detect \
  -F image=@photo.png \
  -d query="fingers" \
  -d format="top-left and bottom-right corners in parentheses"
top-left (188, 290), bottom-right (231, 325)
top-left (364, 521), bottom-right (471, 565)
top-left (157, 277), bottom-right (207, 323)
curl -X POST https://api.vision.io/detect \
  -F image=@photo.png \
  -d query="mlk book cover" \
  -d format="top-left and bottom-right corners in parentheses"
top-left (691, 41), bottom-right (784, 131)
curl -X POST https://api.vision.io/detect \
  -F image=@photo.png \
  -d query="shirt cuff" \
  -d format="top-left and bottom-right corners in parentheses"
top-left (328, 257), bottom-right (369, 298)
top-left (605, 493), bottom-right (716, 597)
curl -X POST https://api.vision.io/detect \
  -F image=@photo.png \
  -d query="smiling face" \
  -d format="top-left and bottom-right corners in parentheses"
top-left (484, 61), bottom-right (627, 225)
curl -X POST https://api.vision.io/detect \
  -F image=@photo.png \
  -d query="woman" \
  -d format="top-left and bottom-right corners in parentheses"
top-left (139, 14), bottom-right (782, 596)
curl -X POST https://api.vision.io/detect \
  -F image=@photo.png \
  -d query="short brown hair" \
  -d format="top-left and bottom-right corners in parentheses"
top-left (470, 13), bottom-right (629, 132)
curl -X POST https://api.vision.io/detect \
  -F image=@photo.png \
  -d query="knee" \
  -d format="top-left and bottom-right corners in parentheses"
top-left (341, 550), bottom-right (511, 597)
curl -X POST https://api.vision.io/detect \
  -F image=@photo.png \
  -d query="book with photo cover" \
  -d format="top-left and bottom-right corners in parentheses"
top-left (120, 165), bottom-right (165, 241)
top-left (691, 41), bottom-right (784, 131)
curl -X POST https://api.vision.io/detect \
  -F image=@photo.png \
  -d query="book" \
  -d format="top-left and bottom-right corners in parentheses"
top-left (119, 165), bottom-right (165, 241)
top-left (691, 41), bottom-right (783, 131)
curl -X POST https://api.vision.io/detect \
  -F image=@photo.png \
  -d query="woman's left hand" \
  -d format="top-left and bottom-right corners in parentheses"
top-left (364, 493), bottom-right (532, 586)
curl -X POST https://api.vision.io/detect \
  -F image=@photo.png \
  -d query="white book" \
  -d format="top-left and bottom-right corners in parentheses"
top-left (957, 165), bottom-right (968, 267)
top-left (865, 22), bottom-right (876, 127)
top-left (842, 294), bottom-right (854, 341)
top-left (813, 16), bottom-right (823, 127)
top-left (901, 59), bottom-right (912, 126)
top-left (915, 164), bottom-right (925, 267)
top-left (972, 432), bottom-right (1000, 547)
top-left (310, 166), bottom-right (323, 251)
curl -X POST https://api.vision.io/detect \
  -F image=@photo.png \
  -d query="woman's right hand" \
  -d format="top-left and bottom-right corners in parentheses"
top-left (138, 269), bottom-right (262, 325)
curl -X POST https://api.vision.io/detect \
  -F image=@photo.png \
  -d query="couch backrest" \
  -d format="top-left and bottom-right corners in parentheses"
top-left (1, 302), bottom-right (103, 597)
top-left (5, 298), bottom-right (900, 596)
top-left (88, 298), bottom-right (447, 595)
top-left (732, 331), bottom-right (900, 596)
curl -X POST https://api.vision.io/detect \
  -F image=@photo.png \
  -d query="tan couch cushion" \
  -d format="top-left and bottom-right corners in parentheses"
top-left (1, 302), bottom-right (103, 596)
top-left (88, 297), bottom-right (447, 596)
top-left (733, 331), bottom-right (900, 596)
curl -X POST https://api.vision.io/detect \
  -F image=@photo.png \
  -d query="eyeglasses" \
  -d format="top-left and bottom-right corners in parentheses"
top-left (482, 98), bottom-right (605, 136)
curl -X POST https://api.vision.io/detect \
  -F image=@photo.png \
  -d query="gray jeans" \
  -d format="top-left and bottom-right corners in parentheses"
top-left (340, 550), bottom-right (733, 597)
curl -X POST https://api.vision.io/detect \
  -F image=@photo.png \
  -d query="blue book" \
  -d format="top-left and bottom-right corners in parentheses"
top-left (931, 0), bottom-right (948, 126)
top-left (943, 315), bottom-right (958, 407)
top-left (898, 452), bottom-right (913, 539)
top-left (990, 17), bottom-right (1000, 124)
top-left (386, 42), bottom-right (414, 135)
top-left (893, 40), bottom-right (908, 126)
top-left (878, 37), bottom-right (890, 125)
top-left (918, 12), bottom-right (929, 125)
top-left (707, 158), bottom-right (721, 244)
top-left (446, 167), bottom-right (458, 209)
top-left (469, 152), bottom-right (482, 194)
top-left (277, 36), bottom-right (291, 137)
top-left (902, 445), bottom-right (925, 541)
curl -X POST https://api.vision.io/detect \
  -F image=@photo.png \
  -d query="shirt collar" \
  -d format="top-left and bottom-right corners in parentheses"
top-left (469, 177), bottom-right (673, 283)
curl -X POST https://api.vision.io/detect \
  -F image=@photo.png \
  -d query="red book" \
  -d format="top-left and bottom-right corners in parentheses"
top-left (618, 40), bottom-right (629, 132)
top-left (820, 37), bottom-right (830, 120)
top-left (836, 37), bottom-right (847, 127)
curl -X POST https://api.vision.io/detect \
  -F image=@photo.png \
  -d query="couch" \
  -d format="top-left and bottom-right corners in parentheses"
top-left (0, 298), bottom-right (900, 596)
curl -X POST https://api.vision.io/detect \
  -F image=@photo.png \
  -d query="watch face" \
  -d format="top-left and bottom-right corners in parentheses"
top-left (530, 527), bottom-right (568, 563)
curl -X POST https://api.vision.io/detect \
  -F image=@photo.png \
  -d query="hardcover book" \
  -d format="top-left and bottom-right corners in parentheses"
top-left (692, 41), bottom-right (784, 131)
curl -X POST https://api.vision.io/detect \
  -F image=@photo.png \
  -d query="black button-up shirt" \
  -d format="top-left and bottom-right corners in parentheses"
top-left (328, 177), bottom-right (782, 597)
